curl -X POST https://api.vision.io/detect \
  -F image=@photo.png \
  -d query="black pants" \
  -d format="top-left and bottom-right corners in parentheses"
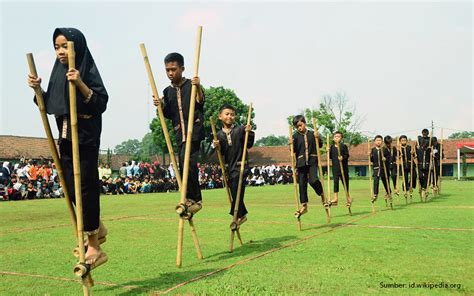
top-left (297, 164), bottom-right (323, 204)
top-left (390, 166), bottom-right (397, 189)
top-left (333, 170), bottom-right (349, 193)
top-left (373, 168), bottom-right (391, 195)
top-left (178, 141), bottom-right (202, 202)
top-left (419, 168), bottom-right (429, 190)
top-left (60, 140), bottom-right (100, 233)
top-left (401, 168), bottom-right (417, 191)
top-left (229, 175), bottom-right (248, 218)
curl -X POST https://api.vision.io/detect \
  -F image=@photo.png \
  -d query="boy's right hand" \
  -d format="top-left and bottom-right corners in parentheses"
top-left (212, 139), bottom-right (220, 148)
top-left (152, 95), bottom-right (164, 107)
top-left (27, 74), bottom-right (42, 89)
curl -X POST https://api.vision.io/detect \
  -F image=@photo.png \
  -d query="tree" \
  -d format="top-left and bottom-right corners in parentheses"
top-left (448, 131), bottom-right (474, 139)
top-left (140, 132), bottom-right (161, 162)
top-left (255, 135), bottom-right (288, 147)
top-left (288, 92), bottom-right (365, 146)
top-left (114, 139), bottom-right (141, 156)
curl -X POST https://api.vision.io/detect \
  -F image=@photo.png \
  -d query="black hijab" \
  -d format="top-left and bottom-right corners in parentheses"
top-left (45, 28), bottom-right (107, 116)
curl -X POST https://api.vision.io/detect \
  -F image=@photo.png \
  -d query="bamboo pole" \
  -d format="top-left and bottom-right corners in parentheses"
top-left (414, 140), bottom-right (423, 201)
top-left (210, 117), bottom-right (243, 243)
top-left (288, 125), bottom-right (302, 231)
top-left (399, 142), bottom-right (407, 204)
top-left (439, 129), bottom-right (444, 194)
top-left (139, 43), bottom-right (202, 263)
top-left (326, 134), bottom-right (331, 205)
top-left (27, 53), bottom-right (78, 233)
top-left (395, 137), bottom-right (400, 195)
top-left (229, 104), bottom-right (252, 253)
top-left (336, 142), bottom-right (351, 215)
top-left (176, 26), bottom-right (203, 267)
top-left (368, 139), bottom-right (375, 213)
top-left (67, 41), bottom-right (93, 295)
top-left (381, 146), bottom-right (393, 210)
top-left (409, 144), bottom-right (414, 201)
top-left (311, 118), bottom-right (330, 223)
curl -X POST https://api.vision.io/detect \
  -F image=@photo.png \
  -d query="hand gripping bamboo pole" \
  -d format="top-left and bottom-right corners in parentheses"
top-left (311, 118), bottom-right (330, 223)
top-left (229, 104), bottom-right (252, 253)
top-left (336, 142), bottom-right (351, 215)
top-left (176, 26), bottom-right (203, 267)
top-left (210, 117), bottom-right (243, 243)
top-left (325, 134), bottom-right (331, 206)
top-left (67, 41), bottom-right (94, 295)
top-left (139, 43), bottom-right (203, 264)
top-left (288, 125), bottom-right (302, 231)
top-left (368, 139), bottom-right (375, 213)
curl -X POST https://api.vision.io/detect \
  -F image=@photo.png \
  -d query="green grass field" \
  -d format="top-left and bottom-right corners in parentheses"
top-left (1, 180), bottom-right (473, 295)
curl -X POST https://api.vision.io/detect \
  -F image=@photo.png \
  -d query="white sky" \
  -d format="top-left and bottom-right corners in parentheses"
top-left (1, 0), bottom-right (472, 150)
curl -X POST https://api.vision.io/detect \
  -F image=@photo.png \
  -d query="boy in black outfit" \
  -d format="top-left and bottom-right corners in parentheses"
top-left (153, 52), bottom-right (205, 217)
top-left (291, 115), bottom-right (327, 217)
top-left (370, 135), bottom-right (392, 204)
top-left (329, 131), bottom-right (351, 207)
top-left (399, 135), bottom-right (416, 195)
top-left (384, 135), bottom-right (399, 195)
top-left (213, 104), bottom-right (254, 226)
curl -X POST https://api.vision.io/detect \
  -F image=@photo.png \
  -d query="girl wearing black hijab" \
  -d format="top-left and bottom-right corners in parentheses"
top-left (27, 28), bottom-right (108, 264)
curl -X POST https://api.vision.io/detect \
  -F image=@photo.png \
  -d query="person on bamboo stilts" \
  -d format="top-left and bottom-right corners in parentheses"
top-left (291, 115), bottom-right (326, 218)
top-left (370, 135), bottom-right (391, 204)
top-left (27, 28), bottom-right (109, 265)
top-left (399, 135), bottom-right (416, 196)
top-left (384, 135), bottom-right (399, 195)
top-left (432, 137), bottom-right (443, 194)
top-left (153, 53), bottom-right (205, 219)
top-left (417, 130), bottom-right (431, 199)
top-left (329, 131), bottom-right (351, 207)
top-left (212, 104), bottom-right (254, 228)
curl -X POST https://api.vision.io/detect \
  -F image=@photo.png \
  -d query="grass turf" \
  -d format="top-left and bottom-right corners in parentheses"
top-left (0, 180), bottom-right (473, 295)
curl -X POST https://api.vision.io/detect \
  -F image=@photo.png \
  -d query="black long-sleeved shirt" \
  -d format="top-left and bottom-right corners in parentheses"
top-left (163, 78), bottom-right (205, 145)
top-left (217, 125), bottom-right (255, 179)
top-left (292, 130), bottom-right (323, 168)
top-left (329, 143), bottom-right (349, 175)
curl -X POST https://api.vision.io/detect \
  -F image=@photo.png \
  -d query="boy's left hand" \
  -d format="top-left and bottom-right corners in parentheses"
top-left (245, 124), bottom-right (252, 132)
top-left (66, 68), bottom-right (82, 85)
top-left (191, 76), bottom-right (200, 86)
top-left (338, 156), bottom-right (343, 161)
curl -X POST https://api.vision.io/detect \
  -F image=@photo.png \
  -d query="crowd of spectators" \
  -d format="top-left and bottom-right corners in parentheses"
top-left (1, 159), bottom-right (296, 201)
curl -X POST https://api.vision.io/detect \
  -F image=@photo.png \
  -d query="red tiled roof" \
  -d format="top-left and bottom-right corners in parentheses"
top-left (2, 135), bottom-right (473, 168)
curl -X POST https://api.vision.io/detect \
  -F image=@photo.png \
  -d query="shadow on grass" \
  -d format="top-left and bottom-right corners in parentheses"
top-left (203, 234), bottom-right (298, 263)
top-left (104, 268), bottom-right (218, 296)
top-left (105, 235), bottom-right (298, 295)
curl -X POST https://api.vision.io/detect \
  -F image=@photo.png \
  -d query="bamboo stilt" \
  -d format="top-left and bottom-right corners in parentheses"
top-left (139, 42), bottom-right (203, 264)
top-left (381, 146), bottom-right (393, 210)
top-left (368, 140), bottom-right (375, 213)
top-left (414, 140), bottom-right (423, 201)
top-left (210, 117), bottom-right (243, 240)
top-left (336, 141), bottom-right (351, 215)
top-left (67, 41), bottom-right (93, 293)
top-left (395, 137), bottom-right (400, 196)
top-left (288, 125), bottom-right (302, 230)
top-left (439, 129), bottom-right (444, 194)
top-left (409, 144), bottom-right (414, 201)
top-left (326, 134), bottom-right (331, 205)
top-left (311, 118), bottom-right (330, 223)
top-left (229, 104), bottom-right (253, 253)
top-left (399, 139), bottom-right (407, 204)
top-left (176, 26), bottom-right (203, 267)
